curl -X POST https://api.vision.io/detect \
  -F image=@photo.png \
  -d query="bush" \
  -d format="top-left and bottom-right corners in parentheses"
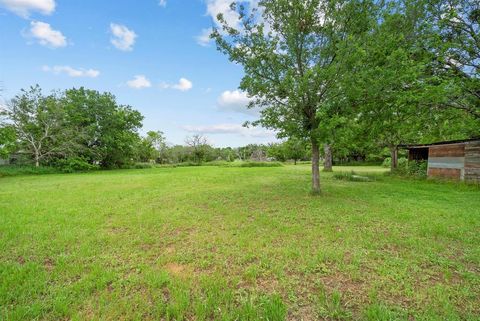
top-left (382, 157), bottom-right (408, 169)
top-left (235, 161), bottom-right (283, 168)
top-left (0, 165), bottom-right (59, 177)
top-left (407, 161), bottom-right (428, 178)
top-left (387, 160), bottom-right (428, 179)
top-left (382, 157), bottom-right (391, 168)
top-left (55, 157), bottom-right (99, 173)
top-left (203, 160), bottom-right (231, 167)
top-left (398, 157), bottom-right (408, 168)
top-left (175, 162), bottom-right (202, 167)
top-left (132, 162), bottom-right (155, 169)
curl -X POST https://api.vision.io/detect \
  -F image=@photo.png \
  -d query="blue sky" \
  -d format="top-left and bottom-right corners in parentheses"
top-left (0, 0), bottom-right (276, 147)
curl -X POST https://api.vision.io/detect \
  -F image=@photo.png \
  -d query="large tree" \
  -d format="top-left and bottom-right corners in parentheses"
top-left (428, 0), bottom-right (479, 120)
top-left (61, 88), bottom-right (144, 168)
top-left (213, 0), bottom-right (371, 193)
top-left (351, 1), bottom-right (438, 170)
top-left (2, 86), bottom-right (78, 167)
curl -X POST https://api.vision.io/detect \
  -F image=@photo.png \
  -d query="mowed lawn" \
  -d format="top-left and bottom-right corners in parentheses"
top-left (1, 165), bottom-right (479, 321)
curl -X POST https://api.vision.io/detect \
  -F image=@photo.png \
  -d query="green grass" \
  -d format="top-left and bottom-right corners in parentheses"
top-left (0, 165), bottom-right (479, 320)
top-left (0, 165), bottom-right (60, 177)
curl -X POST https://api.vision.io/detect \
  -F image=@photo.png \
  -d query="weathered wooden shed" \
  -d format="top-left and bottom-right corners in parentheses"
top-left (403, 138), bottom-right (480, 182)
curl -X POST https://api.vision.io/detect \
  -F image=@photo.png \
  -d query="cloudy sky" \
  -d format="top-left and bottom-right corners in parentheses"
top-left (0, 0), bottom-right (276, 147)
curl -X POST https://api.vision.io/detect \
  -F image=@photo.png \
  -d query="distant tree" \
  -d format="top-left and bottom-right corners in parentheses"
top-left (267, 143), bottom-right (287, 162)
top-left (2, 86), bottom-right (77, 167)
top-left (0, 125), bottom-right (16, 160)
top-left (213, 0), bottom-right (371, 193)
top-left (250, 148), bottom-right (268, 161)
top-left (61, 88), bottom-right (144, 168)
top-left (185, 134), bottom-right (209, 163)
top-left (136, 136), bottom-right (156, 163)
top-left (216, 147), bottom-right (235, 162)
top-left (145, 131), bottom-right (167, 163)
top-left (284, 138), bottom-right (308, 165)
top-left (166, 145), bottom-right (190, 163)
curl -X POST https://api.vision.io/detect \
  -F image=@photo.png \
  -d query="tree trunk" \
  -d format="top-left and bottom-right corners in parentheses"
top-left (34, 151), bottom-right (40, 167)
top-left (294, 159), bottom-right (297, 165)
top-left (323, 144), bottom-right (333, 172)
top-left (311, 138), bottom-right (321, 194)
top-left (390, 146), bottom-right (398, 172)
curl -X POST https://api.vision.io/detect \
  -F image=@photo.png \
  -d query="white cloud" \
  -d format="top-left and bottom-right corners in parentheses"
top-left (217, 90), bottom-right (255, 115)
top-left (182, 123), bottom-right (275, 138)
top-left (0, 0), bottom-right (55, 18)
top-left (206, 0), bottom-right (242, 30)
top-left (27, 21), bottom-right (67, 48)
top-left (110, 23), bottom-right (137, 51)
top-left (196, 27), bottom-right (213, 46)
top-left (158, 0), bottom-right (166, 7)
top-left (42, 65), bottom-right (100, 78)
top-left (173, 78), bottom-right (193, 91)
top-left (127, 75), bottom-right (152, 89)
top-left (160, 78), bottom-right (193, 92)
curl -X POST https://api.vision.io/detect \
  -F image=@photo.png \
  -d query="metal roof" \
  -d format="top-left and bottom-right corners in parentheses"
top-left (399, 137), bottom-right (480, 149)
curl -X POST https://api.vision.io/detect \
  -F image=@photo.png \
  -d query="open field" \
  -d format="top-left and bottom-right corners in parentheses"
top-left (1, 165), bottom-right (479, 320)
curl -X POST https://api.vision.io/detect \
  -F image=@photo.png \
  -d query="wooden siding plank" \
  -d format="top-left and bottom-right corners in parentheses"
top-left (465, 141), bottom-right (480, 170)
top-left (428, 168), bottom-right (461, 180)
top-left (429, 144), bottom-right (465, 157)
top-left (465, 168), bottom-right (480, 183)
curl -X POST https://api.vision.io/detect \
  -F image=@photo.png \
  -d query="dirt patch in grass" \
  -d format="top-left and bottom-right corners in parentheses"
top-left (44, 257), bottom-right (55, 271)
top-left (287, 305), bottom-right (317, 321)
top-left (164, 262), bottom-right (191, 278)
top-left (256, 276), bottom-right (281, 293)
top-left (106, 226), bottom-right (130, 235)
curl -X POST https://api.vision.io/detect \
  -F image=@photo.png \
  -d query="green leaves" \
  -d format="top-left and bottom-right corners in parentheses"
top-left (3, 86), bottom-right (145, 168)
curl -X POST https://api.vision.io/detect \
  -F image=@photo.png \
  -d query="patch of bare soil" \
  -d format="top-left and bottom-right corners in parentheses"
top-left (44, 257), bottom-right (55, 271)
top-left (164, 262), bottom-right (191, 278)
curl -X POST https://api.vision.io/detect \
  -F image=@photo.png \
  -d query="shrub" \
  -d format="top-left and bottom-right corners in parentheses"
top-left (398, 157), bottom-right (408, 168)
top-left (55, 157), bottom-right (99, 173)
top-left (133, 162), bottom-right (155, 169)
top-left (175, 162), bottom-right (202, 167)
top-left (382, 157), bottom-right (391, 168)
top-left (235, 161), bottom-right (283, 168)
top-left (0, 165), bottom-right (59, 177)
top-left (382, 157), bottom-right (408, 169)
top-left (407, 160), bottom-right (428, 178)
top-left (203, 160), bottom-right (230, 167)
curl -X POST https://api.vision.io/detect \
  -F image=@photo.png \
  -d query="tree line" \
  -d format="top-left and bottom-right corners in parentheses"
top-left (0, 86), bottom-right (314, 169)
top-left (0, 81), bottom-right (456, 171)
top-left (212, 0), bottom-right (479, 193)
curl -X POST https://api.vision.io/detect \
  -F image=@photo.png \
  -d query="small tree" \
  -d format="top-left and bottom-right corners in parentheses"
top-left (185, 134), bottom-right (209, 164)
top-left (284, 137), bottom-right (308, 165)
top-left (146, 131), bottom-right (167, 163)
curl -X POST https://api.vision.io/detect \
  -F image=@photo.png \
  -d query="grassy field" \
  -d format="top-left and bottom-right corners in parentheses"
top-left (0, 165), bottom-right (479, 320)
